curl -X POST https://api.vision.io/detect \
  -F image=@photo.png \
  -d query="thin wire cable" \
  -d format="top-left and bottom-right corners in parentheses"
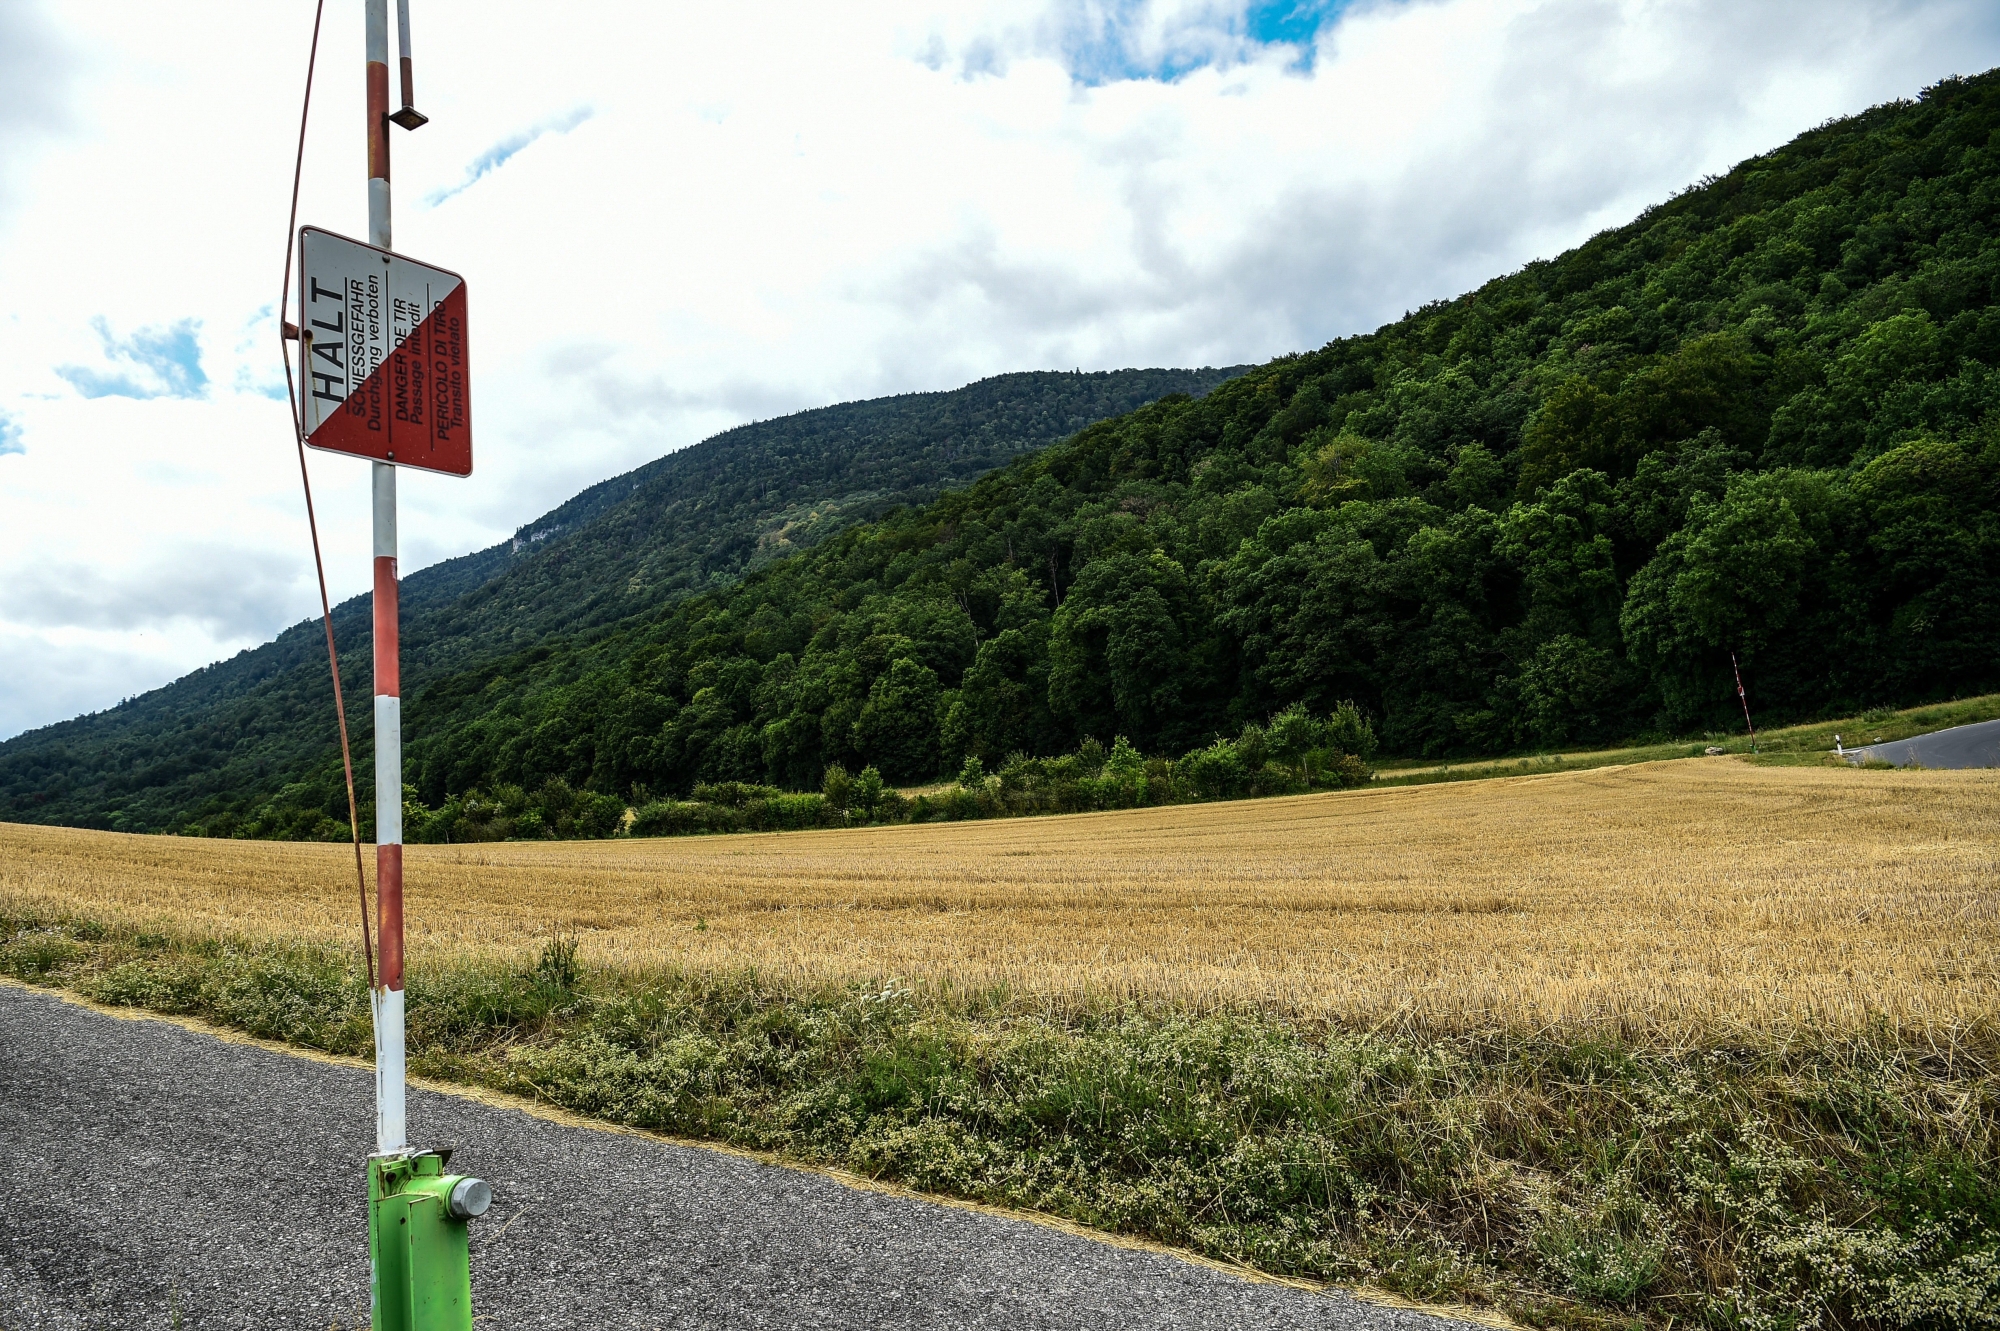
top-left (280, 0), bottom-right (374, 991)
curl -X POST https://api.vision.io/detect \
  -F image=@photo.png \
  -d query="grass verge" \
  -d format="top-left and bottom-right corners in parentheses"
top-left (5, 911), bottom-right (1995, 1330)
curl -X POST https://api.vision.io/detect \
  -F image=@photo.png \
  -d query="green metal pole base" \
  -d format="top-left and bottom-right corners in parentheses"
top-left (369, 1150), bottom-right (489, 1331)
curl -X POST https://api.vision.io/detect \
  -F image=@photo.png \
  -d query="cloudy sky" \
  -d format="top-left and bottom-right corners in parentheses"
top-left (1, 0), bottom-right (1996, 740)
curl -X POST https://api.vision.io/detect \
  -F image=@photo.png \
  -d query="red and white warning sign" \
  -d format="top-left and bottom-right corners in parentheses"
top-left (298, 226), bottom-right (471, 476)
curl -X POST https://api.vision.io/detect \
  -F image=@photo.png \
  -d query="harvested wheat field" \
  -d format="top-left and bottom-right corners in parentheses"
top-left (6, 757), bottom-right (1997, 1041)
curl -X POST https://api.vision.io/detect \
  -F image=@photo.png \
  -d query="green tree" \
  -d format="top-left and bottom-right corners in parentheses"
top-left (956, 624), bottom-right (1056, 763)
top-left (1103, 735), bottom-right (1144, 779)
top-left (1620, 473), bottom-right (1829, 726)
top-left (1181, 740), bottom-right (1249, 800)
top-left (1265, 705), bottom-right (1322, 783)
top-left (821, 763), bottom-right (852, 813)
top-left (1048, 551), bottom-right (1198, 750)
top-left (853, 765), bottom-right (885, 817)
top-left (1516, 635), bottom-right (1623, 746)
top-left (1324, 701), bottom-right (1377, 759)
top-left (854, 657), bottom-right (943, 783)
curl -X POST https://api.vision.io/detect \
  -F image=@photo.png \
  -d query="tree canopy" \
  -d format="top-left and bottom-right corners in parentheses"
top-left (0, 368), bottom-right (1241, 832)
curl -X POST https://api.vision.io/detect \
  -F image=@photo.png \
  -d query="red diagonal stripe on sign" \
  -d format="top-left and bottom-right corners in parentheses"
top-left (306, 284), bottom-right (472, 477)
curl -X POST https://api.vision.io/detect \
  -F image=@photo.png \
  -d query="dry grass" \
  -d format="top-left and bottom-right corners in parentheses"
top-left (6, 757), bottom-right (1997, 1042)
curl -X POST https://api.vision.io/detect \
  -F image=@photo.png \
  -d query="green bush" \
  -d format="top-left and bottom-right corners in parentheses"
top-left (741, 792), bottom-right (831, 832)
top-left (822, 764), bottom-right (852, 813)
top-left (853, 766), bottom-right (886, 815)
top-left (1181, 739), bottom-right (1250, 799)
top-left (251, 704), bottom-right (1384, 846)
top-left (630, 800), bottom-right (745, 837)
top-left (692, 781), bottom-right (787, 809)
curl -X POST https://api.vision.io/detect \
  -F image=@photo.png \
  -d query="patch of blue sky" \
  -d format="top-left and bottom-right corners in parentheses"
top-left (234, 305), bottom-right (290, 401)
top-left (55, 318), bottom-right (207, 400)
top-left (1245, 0), bottom-right (1350, 46)
top-left (234, 367), bottom-right (289, 402)
top-left (1061, 39), bottom-right (1212, 86)
top-left (0, 409), bottom-right (23, 456)
top-left (428, 106), bottom-right (593, 206)
top-left (1058, 0), bottom-right (1362, 85)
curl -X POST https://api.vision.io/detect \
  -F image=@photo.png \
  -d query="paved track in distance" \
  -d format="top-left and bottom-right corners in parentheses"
top-left (0, 983), bottom-right (1475, 1331)
top-left (1849, 717), bottom-right (2000, 769)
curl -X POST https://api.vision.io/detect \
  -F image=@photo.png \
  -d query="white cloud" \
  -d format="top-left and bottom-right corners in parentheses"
top-left (1, 0), bottom-right (1997, 739)
top-left (0, 0), bottom-right (73, 222)
top-left (425, 105), bottom-right (593, 206)
top-left (0, 544), bottom-right (301, 637)
top-left (54, 317), bottom-right (208, 400)
top-left (0, 628), bottom-right (213, 742)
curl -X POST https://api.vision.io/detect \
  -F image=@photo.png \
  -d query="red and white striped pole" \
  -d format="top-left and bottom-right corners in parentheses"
top-left (396, 0), bottom-right (417, 111)
top-left (365, 0), bottom-right (406, 1159)
top-left (391, 0), bottom-right (429, 130)
top-left (1731, 650), bottom-right (1758, 755)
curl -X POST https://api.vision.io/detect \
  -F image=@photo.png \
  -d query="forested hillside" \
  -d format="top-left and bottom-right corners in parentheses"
top-left (0, 368), bottom-right (1242, 832)
top-left (14, 69), bottom-right (2000, 842)
top-left (338, 69), bottom-right (1999, 832)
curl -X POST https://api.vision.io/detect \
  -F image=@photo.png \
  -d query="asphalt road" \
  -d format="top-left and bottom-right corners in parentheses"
top-left (0, 983), bottom-right (1475, 1331)
top-left (1848, 717), bottom-right (2000, 769)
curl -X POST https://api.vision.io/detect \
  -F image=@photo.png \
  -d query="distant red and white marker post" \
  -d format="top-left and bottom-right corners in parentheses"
top-left (298, 0), bottom-right (470, 1163)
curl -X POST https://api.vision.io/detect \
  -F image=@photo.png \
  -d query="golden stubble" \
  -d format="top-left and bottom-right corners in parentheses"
top-left (6, 759), bottom-right (1996, 1042)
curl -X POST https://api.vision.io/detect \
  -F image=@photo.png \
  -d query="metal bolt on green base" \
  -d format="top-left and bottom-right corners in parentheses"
top-left (369, 1149), bottom-right (491, 1331)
